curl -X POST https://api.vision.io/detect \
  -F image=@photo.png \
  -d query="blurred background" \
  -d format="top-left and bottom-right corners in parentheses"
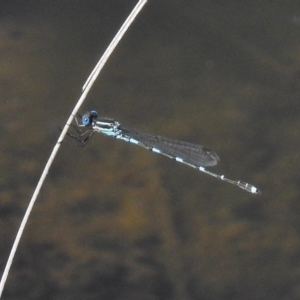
top-left (1, 0), bottom-right (300, 299)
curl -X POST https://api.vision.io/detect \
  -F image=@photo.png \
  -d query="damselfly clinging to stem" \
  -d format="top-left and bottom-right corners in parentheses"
top-left (68, 110), bottom-right (260, 194)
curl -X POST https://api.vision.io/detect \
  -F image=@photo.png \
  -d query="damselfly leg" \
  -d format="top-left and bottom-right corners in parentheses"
top-left (66, 114), bottom-right (95, 146)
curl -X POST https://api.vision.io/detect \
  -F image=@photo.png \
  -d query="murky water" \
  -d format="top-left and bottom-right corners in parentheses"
top-left (1, 1), bottom-right (300, 299)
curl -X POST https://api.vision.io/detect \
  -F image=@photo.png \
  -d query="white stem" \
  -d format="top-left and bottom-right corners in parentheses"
top-left (0, 0), bottom-right (147, 297)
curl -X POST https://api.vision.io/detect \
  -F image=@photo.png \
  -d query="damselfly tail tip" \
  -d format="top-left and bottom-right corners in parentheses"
top-left (254, 187), bottom-right (261, 195)
top-left (243, 183), bottom-right (261, 195)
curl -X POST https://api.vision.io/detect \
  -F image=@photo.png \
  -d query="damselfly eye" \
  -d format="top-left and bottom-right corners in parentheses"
top-left (90, 110), bottom-right (98, 118)
top-left (82, 115), bottom-right (91, 126)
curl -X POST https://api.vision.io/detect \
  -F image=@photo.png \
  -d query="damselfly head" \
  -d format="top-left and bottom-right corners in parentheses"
top-left (82, 110), bottom-right (98, 126)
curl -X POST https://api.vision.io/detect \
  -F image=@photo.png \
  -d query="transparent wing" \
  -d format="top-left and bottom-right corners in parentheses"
top-left (120, 127), bottom-right (220, 167)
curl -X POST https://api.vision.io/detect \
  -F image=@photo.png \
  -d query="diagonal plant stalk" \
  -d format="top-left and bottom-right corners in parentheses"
top-left (0, 0), bottom-right (147, 297)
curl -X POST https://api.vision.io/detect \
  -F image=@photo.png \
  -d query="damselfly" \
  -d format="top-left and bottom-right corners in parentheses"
top-left (68, 110), bottom-right (260, 194)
